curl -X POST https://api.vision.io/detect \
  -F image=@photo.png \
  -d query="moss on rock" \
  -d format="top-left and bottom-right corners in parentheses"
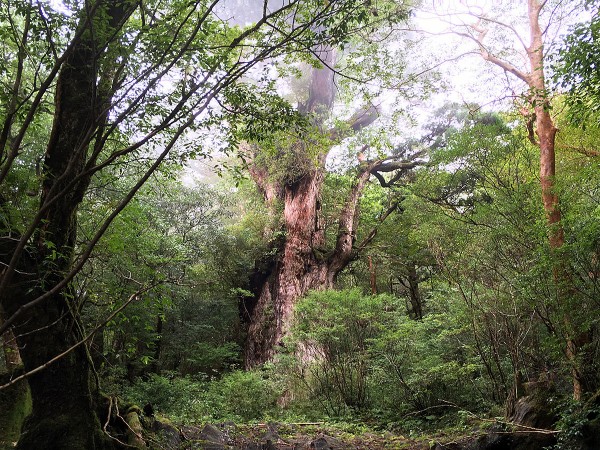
top-left (0, 374), bottom-right (32, 450)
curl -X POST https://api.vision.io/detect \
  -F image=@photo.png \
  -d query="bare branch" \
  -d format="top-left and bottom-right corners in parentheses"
top-left (557, 143), bottom-right (600, 158)
top-left (0, 2), bottom-right (103, 185)
top-left (355, 201), bottom-right (399, 251)
top-left (0, 0), bottom-right (31, 162)
top-left (469, 21), bottom-right (531, 84)
top-left (470, 13), bottom-right (528, 52)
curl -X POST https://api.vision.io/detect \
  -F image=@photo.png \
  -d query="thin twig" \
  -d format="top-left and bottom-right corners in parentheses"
top-left (0, 284), bottom-right (157, 391)
top-left (104, 396), bottom-right (113, 433)
top-left (438, 400), bottom-right (561, 435)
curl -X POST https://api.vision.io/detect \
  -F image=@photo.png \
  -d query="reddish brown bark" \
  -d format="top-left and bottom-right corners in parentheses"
top-left (474, 0), bottom-right (583, 400)
top-left (245, 170), bottom-right (327, 365)
top-left (368, 256), bottom-right (377, 295)
top-left (245, 44), bottom-right (375, 366)
top-left (526, 0), bottom-right (586, 401)
top-left (243, 48), bottom-right (424, 367)
top-left (526, 0), bottom-right (560, 243)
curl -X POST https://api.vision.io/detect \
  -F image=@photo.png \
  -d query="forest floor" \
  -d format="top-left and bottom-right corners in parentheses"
top-left (168, 421), bottom-right (480, 449)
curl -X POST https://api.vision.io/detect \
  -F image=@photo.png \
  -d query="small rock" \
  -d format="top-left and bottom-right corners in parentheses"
top-left (262, 422), bottom-right (280, 446)
top-left (200, 424), bottom-right (226, 444)
top-left (219, 421), bottom-right (237, 445)
top-left (309, 434), bottom-right (347, 449)
top-left (151, 419), bottom-right (181, 449)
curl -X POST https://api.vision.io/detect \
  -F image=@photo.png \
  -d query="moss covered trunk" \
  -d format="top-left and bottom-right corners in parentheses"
top-left (0, 375), bottom-right (31, 450)
top-left (0, 1), bottom-right (133, 447)
top-left (0, 326), bottom-right (31, 450)
top-left (10, 286), bottom-right (111, 449)
top-left (4, 258), bottom-right (109, 448)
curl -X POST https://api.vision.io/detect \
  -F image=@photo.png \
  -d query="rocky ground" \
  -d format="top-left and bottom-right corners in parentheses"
top-left (143, 419), bottom-right (560, 450)
top-left (171, 422), bottom-right (435, 449)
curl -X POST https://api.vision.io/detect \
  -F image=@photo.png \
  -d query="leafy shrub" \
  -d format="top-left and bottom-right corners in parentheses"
top-left (552, 399), bottom-right (600, 450)
top-left (123, 373), bottom-right (207, 422)
top-left (122, 370), bottom-right (280, 423)
top-left (205, 370), bottom-right (282, 421)
top-left (291, 289), bottom-right (399, 415)
top-left (287, 289), bottom-right (490, 426)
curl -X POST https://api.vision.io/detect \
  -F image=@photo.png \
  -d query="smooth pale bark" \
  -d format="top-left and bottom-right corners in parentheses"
top-left (526, 0), bottom-right (587, 401)
top-left (526, 0), bottom-right (560, 243)
top-left (475, 0), bottom-right (584, 400)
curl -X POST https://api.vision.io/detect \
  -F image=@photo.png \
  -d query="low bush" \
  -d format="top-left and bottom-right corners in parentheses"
top-left (122, 369), bottom-right (281, 423)
top-left (284, 288), bottom-right (491, 427)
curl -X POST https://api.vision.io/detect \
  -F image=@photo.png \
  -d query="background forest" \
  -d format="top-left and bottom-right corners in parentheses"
top-left (1, 0), bottom-right (600, 449)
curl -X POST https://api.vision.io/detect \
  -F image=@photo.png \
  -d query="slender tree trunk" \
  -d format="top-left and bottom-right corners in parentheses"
top-left (407, 261), bottom-right (423, 320)
top-left (526, 0), bottom-right (586, 401)
top-left (527, 0), bottom-right (560, 243)
top-left (368, 256), bottom-right (377, 295)
top-left (474, 0), bottom-right (585, 401)
top-left (153, 314), bottom-right (163, 370)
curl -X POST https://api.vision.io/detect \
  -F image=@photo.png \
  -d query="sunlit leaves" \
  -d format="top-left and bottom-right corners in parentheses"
top-left (223, 82), bottom-right (307, 144)
top-left (553, 2), bottom-right (600, 123)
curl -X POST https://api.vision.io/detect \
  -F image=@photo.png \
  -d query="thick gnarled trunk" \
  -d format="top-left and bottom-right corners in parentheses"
top-left (0, 2), bottom-right (133, 447)
top-left (242, 40), bottom-right (422, 367)
top-left (13, 289), bottom-right (109, 449)
top-left (244, 164), bottom-right (369, 366)
top-left (245, 168), bottom-right (330, 365)
top-left (244, 47), bottom-right (359, 367)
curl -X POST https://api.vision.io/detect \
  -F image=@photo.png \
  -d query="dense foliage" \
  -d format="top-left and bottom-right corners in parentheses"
top-left (1, 0), bottom-right (600, 448)
top-left (46, 102), bottom-right (596, 436)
